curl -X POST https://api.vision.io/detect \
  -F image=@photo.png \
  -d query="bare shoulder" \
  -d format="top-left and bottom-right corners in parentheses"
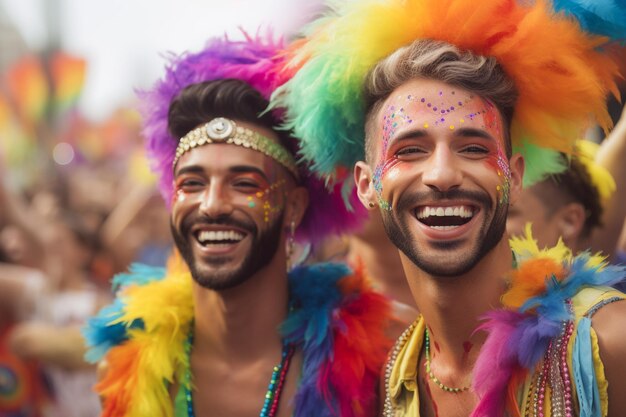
top-left (591, 298), bottom-right (626, 417)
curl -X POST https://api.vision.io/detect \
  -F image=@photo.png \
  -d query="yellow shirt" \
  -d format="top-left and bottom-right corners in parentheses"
top-left (384, 287), bottom-right (624, 417)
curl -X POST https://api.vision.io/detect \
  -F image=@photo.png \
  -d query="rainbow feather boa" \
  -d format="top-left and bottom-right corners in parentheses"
top-left (471, 226), bottom-right (625, 417)
top-left (84, 255), bottom-right (391, 417)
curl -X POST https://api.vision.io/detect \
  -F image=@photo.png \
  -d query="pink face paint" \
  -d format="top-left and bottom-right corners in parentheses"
top-left (481, 102), bottom-right (511, 206)
top-left (372, 104), bottom-right (409, 210)
top-left (373, 90), bottom-right (477, 208)
top-left (462, 341), bottom-right (473, 363)
top-left (374, 87), bottom-right (510, 211)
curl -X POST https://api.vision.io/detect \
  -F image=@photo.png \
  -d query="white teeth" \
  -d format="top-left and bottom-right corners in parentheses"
top-left (430, 225), bottom-right (459, 230)
top-left (197, 230), bottom-right (244, 243)
top-left (416, 206), bottom-right (474, 219)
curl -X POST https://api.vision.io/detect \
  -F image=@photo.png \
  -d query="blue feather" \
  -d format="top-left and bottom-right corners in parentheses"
top-left (83, 262), bottom-right (166, 362)
top-left (553, 0), bottom-right (626, 42)
top-left (281, 262), bottom-right (352, 417)
top-left (511, 253), bottom-right (625, 369)
top-left (111, 263), bottom-right (166, 290)
top-left (82, 298), bottom-right (145, 363)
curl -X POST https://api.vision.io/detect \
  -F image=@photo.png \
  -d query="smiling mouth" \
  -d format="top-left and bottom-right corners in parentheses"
top-left (415, 205), bottom-right (475, 230)
top-left (195, 230), bottom-right (246, 247)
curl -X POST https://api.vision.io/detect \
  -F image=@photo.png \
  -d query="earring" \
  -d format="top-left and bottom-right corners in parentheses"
top-left (286, 220), bottom-right (296, 271)
top-left (368, 202), bottom-right (375, 208)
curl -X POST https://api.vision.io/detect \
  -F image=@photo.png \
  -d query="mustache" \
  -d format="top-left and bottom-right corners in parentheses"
top-left (396, 188), bottom-right (492, 212)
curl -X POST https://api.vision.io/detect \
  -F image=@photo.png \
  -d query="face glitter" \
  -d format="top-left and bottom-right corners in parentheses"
top-left (374, 87), bottom-right (510, 211)
top-left (248, 179), bottom-right (288, 223)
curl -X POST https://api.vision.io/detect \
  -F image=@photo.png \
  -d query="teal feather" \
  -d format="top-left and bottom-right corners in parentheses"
top-left (516, 141), bottom-right (568, 187)
top-left (554, 0), bottom-right (626, 42)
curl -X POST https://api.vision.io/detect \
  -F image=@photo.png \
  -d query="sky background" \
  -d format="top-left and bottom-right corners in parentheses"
top-left (1, 0), bottom-right (320, 121)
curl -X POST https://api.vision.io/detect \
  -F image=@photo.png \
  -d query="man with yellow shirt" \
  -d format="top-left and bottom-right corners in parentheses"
top-left (272, 0), bottom-right (626, 415)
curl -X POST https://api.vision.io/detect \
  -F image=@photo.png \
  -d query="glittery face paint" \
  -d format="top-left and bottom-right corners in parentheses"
top-left (372, 84), bottom-right (510, 209)
top-left (174, 175), bottom-right (287, 227)
top-left (172, 144), bottom-right (289, 226)
top-left (169, 142), bottom-right (292, 291)
top-left (481, 101), bottom-right (511, 206)
top-left (245, 179), bottom-right (287, 223)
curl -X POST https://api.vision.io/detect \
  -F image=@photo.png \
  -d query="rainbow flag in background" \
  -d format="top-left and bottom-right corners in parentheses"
top-left (4, 55), bottom-right (49, 124)
top-left (50, 52), bottom-right (86, 113)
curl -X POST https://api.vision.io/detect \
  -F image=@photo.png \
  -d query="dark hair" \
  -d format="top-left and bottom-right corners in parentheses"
top-left (532, 157), bottom-right (603, 238)
top-left (168, 78), bottom-right (294, 154)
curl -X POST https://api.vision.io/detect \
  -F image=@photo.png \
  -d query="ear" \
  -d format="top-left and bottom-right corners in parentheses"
top-left (555, 202), bottom-right (586, 248)
top-left (507, 153), bottom-right (525, 206)
top-left (283, 186), bottom-right (309, 230)
top-left (354, 161), bottom-right (377, 210)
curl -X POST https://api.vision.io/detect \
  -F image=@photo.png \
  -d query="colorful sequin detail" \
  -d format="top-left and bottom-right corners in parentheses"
top-left (524, 300), bottom-right (575, 417)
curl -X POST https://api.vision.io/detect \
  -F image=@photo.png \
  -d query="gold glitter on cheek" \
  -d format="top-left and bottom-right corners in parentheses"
top-left (449, 125), bottom-right (455, 130)
top-left (460, 119), bottom-right (465, 123)
top-left (424, 123), bottom-right (429, 128)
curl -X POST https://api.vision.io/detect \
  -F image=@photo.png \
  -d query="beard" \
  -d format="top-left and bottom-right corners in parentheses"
top-left (381, 188), bottom-right (507, 277)
top-left (171, 212), bottom-right (284, 290)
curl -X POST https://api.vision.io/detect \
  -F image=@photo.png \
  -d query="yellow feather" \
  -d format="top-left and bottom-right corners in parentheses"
top-left (510, 223), bottom-right (572, 264)
top-left (575, 139), bottom-right (616, 204)
top-left (107, 251), bottom-right (194, 417)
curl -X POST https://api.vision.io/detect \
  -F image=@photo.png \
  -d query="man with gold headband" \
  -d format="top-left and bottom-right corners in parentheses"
top-left (273, 0), bottom-right (626, 416)
top-left (83, 34), bottom-right (392, 417)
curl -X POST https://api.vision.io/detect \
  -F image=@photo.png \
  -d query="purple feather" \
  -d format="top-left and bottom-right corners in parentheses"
top-left (472, 309), bottom-right (524, 417)
top-left (138, 30), bottom-right (366, 245)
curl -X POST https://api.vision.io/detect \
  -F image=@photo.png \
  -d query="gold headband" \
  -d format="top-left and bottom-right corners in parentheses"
top-left (173, 117), bottom-right (300, 179)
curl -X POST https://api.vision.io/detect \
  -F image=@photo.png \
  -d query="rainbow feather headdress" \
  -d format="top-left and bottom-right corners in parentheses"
top-left (272, 0), bottom-right (624, 188)
top-left (139, 31), bottom-right (365, 244)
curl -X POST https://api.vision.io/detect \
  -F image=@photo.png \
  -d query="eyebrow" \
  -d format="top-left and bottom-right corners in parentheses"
top-left (229, 165), bottom-right (271, 183)
top-left (175, 164), bottom-right (271, 182)
top-left (391, 126), bottom-right (496, 144)
top-left (175, 165), bottom-right (204, 177)
top-left (453, 127), bottom-right (496, 142)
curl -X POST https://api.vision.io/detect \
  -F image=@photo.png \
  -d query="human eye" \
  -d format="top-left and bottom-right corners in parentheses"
top-left (460, 145), bottom-right (489, 157)
top-left (175, 177), bottom-right (205, 192)
top-left (395, 146), bottom-right (427, 158)
top-left (232, 178), bottom-right (262, 191)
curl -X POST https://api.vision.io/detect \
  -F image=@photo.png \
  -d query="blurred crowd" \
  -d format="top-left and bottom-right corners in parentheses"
top-left (0, 53), bottom-right (172, 417)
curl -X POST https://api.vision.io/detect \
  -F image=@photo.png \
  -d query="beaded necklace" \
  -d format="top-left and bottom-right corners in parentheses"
top-left (424, 328), bottom-right (469, 393)
top-left (183, 326), bottom-right (296, 417)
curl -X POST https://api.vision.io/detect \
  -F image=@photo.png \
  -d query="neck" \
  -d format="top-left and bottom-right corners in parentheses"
top-left (192, 260), bottom-right (289, 363)
top-left (403, 238), bottom-right (512, 371)
top-left (347, 235), bottom-right (416, 308)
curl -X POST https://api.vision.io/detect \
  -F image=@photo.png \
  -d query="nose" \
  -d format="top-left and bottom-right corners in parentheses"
top-left (198, 182), bottom-right (234, 218)
top-left (421, 144), bottom-right (463, 192)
